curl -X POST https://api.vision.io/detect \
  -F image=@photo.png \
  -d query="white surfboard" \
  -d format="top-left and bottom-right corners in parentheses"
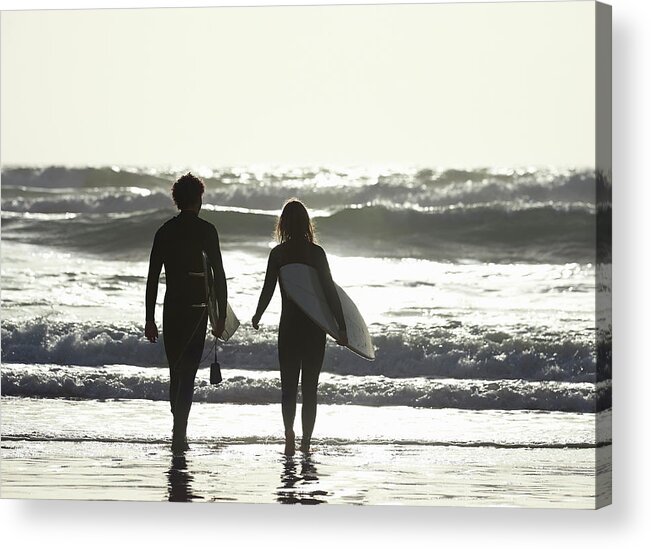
top-left (279, 263), bottom-right (375, 361)
top-left (201, 251), bottom-right (240, 341)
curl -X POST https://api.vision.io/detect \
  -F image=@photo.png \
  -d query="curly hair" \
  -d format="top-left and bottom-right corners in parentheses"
top-left (172, 172), bottom-right (205, 210)
top-left (275, 198), bottom-right (316, 244)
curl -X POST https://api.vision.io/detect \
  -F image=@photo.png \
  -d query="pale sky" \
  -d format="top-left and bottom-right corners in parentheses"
top-left (1, 2), bottom-right (596, 168)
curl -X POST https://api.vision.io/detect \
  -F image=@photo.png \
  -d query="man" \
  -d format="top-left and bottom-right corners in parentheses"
top-left (145, 172), bottom-right (227, 453)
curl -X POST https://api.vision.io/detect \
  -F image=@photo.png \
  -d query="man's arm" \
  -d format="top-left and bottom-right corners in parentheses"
top-left (206, 225), bottom-right (227, 320)
top-left (145, 230), bottom-right (163, 342)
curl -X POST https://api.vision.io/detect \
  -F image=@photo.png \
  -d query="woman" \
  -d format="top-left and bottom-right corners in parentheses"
top-left (252, 199), bottom-right (347, 456)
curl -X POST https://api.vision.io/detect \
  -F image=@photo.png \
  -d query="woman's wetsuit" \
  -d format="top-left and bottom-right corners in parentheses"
top-left (146, 210), bottom-right (227, 436)
top-left (255, 240), bottom-right (346, 441)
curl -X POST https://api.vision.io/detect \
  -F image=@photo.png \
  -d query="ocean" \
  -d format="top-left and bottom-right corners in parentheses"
top-left (0, 165), bottom-right (611, 506)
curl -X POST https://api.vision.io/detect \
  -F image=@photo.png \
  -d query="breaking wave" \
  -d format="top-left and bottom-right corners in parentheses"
top-left (1, 364), bottom-right (610, 413)
top-left (2, 203), bottom-right (596, 263)
top-left (1, 319), bottom-right (601, 383)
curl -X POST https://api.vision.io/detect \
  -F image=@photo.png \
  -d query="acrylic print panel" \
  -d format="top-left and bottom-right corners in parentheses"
top-left (0, 1), bottom-right (612, 508)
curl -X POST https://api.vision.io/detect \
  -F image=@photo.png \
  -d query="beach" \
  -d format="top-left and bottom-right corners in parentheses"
top-left (1, 397), bottom-right (611, 507)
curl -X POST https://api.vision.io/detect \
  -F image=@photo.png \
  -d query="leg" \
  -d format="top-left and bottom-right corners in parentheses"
top-left (164, 309), bottom-right (183, 418)
top-left (171, 365), bottom-right (199, 440)
top-left (300, 328), bottom-right (326, 453)
top-left (164, 305), bottom-right (207, 452)
top-left (278, 325), bottom-right (301, 456)
top-left (169, 368), bottom-right (179, 417)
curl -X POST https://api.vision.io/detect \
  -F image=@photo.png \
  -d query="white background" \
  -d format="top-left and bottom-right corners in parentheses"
top-left (1, 0), bottom-right (648, 547)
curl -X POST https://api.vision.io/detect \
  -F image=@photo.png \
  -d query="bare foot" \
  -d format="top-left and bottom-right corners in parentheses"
top-left (284, 431), bottom-right (296, 456)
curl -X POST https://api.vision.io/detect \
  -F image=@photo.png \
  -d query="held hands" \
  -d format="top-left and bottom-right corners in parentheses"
top-left (145, 321), bottom-right (158, 343)
top-left (212, 317), bottom-right (226, 339)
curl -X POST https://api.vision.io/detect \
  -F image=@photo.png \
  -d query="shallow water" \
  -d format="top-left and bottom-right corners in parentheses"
top-left (1, 398), bottom-right (611, 507)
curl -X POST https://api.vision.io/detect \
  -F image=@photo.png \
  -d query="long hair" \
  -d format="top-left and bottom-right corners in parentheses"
top-left (275, 199), bottom-right (315, 244)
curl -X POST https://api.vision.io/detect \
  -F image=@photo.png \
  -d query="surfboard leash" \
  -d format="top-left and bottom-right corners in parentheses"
top-left (199, 335), bottom-right (218, 366)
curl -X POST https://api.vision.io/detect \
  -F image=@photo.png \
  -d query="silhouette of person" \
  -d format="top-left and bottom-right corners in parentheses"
top-left (145, 173), bottom-right (227, 453)
top-left (252, 199), bottom-right (347, 455)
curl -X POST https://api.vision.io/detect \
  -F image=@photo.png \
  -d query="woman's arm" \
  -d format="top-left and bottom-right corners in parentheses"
top-left (252, 249), bottom-right (279, 328)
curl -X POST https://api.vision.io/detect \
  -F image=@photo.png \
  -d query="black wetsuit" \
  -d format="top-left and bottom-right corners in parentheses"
top-left (255, 241), bottom-right (346, 440)
top-left (146, 210), bottom-right (227, 434)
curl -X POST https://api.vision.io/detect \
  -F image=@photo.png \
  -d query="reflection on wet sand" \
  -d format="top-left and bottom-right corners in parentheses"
top-left (167, 454), bottom-right (203, 502)
top-left (276, 455), bottom-right (328, 504)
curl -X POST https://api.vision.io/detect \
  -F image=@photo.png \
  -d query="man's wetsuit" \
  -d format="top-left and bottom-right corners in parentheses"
top-left (146, 210), bottom-right (227, 437)
top-left (254, 240), bottom-right (346, 441)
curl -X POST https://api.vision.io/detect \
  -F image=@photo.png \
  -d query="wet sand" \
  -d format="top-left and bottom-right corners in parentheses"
top-left (1, 398), bottom-right (610, 507)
